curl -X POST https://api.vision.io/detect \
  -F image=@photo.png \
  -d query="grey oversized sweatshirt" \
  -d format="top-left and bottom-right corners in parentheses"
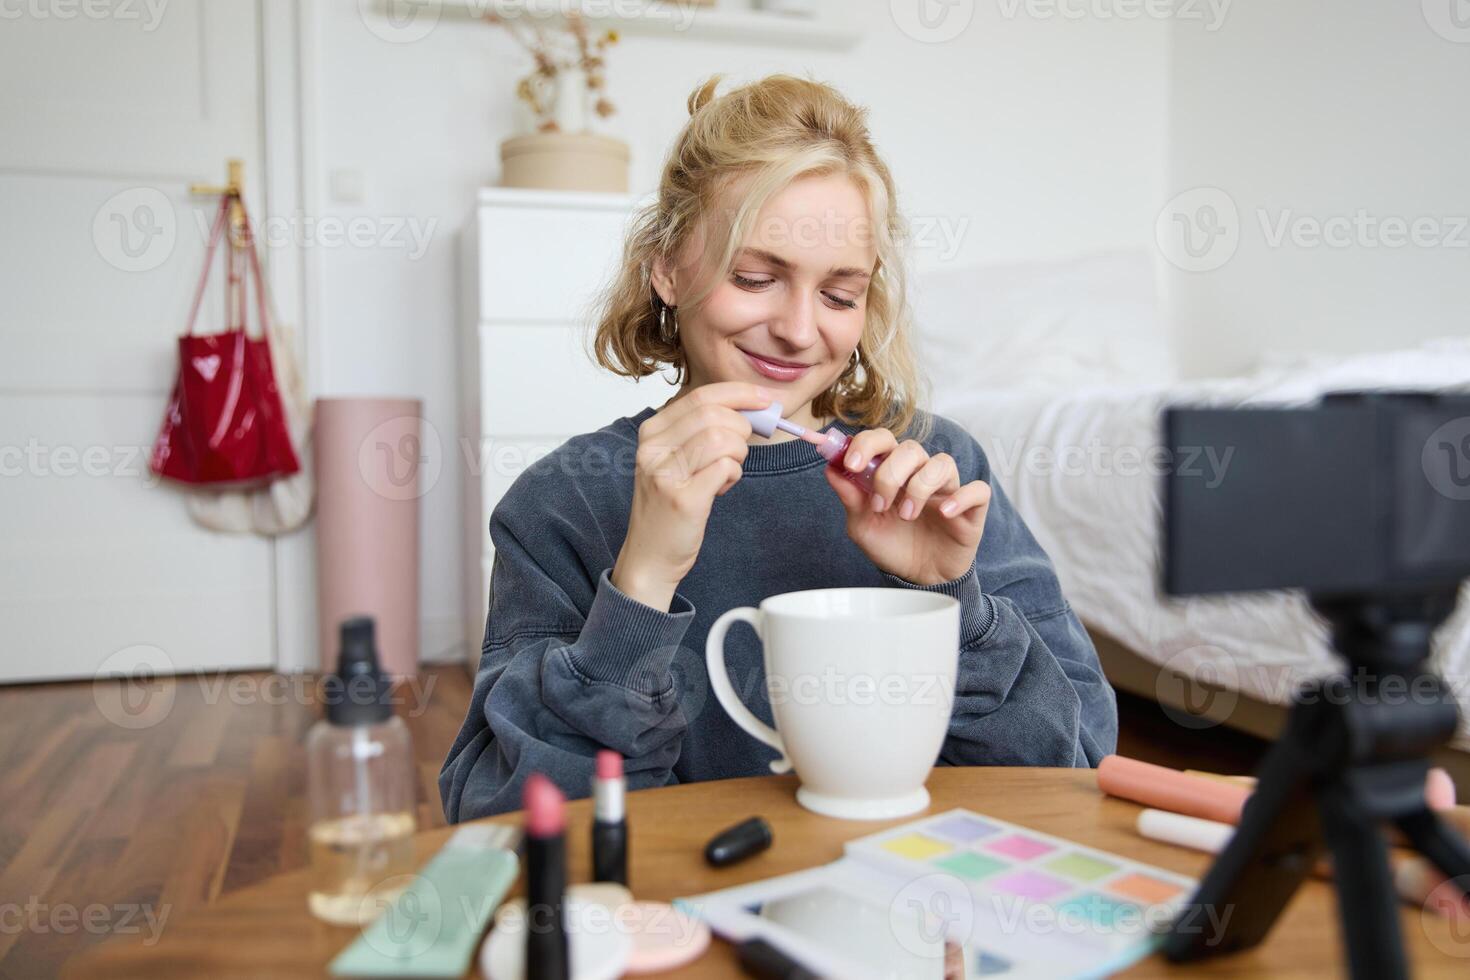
top-left (440, 407), bottom-right (1118, 821)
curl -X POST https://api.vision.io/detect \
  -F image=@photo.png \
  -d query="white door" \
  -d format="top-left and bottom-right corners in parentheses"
top-left (0, 1), bottom-right (279, 681)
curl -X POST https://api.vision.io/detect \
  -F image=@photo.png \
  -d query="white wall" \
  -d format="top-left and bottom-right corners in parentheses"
top-left (309, 0), bottom-right (1171, 661)
top-left (1162, 0), bottom-right (1470, 378)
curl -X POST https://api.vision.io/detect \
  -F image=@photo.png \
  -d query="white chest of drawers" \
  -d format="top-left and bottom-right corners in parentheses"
top-left (459, 188), bottom-right (670, 670)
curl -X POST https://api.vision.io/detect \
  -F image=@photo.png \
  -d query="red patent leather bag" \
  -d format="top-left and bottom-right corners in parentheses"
top-left (150, 196), bottom-right (300, 486)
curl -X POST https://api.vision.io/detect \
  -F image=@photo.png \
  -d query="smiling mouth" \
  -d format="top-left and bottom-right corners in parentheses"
top-left (737, 347), bottom-right (811, 369)
top-left (739, 348), bottom-right (815, 383)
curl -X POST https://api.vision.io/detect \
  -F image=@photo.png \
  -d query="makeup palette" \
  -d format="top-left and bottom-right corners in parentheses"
top-left (678, 808), bottom-right (1197, 979)
top-left (846, 809), bottom-right (1197, 970)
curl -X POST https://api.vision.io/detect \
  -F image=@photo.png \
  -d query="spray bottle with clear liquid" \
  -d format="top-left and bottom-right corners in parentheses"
top-left (306, 616), bottom-right (417, 925)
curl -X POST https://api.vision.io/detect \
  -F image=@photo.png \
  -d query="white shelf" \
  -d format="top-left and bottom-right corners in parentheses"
top-left (437, 0), bottom-right (864, 50)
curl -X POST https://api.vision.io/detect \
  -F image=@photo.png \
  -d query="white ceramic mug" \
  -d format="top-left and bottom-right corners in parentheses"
top-left (705, 588), bottom-right (960, 820)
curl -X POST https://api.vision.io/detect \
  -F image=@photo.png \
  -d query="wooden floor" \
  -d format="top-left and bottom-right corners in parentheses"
top-left (0, 667), bottom-right (1264, 979)
top-left (0, 665), bottom-right (472, 980)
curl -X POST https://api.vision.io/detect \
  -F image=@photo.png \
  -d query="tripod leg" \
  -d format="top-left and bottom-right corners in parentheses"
top-left (1397, 808), bottom-right (1470, 903)
top-left (1319, 784), bottom-right (1408, 980)
top-left (1162, 726), bottom-right (1320, 961)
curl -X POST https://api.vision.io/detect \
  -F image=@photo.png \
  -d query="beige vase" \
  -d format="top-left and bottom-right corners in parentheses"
top-left (499, 132), bottom-right (630, 194)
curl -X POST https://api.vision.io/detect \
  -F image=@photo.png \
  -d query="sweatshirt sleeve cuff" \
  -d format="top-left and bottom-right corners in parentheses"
top-left (880, 560), bottom-right (997, 648)
top-left (562, 567), bottom-right (697, 694)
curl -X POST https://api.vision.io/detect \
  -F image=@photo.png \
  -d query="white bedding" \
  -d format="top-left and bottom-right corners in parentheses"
top-left (933, 339), bottom-right (1470, 747)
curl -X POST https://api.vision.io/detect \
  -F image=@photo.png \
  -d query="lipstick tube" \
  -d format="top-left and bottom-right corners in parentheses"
top-left (592, 750), bottom-right (628, 886)
top-left (524, 774), bottom-right (569, 980)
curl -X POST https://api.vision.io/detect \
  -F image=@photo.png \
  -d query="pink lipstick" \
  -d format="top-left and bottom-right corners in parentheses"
top-left (741, 402), bottom-right (885, 494)
top-left (524, 773), bottom-right (569, 980)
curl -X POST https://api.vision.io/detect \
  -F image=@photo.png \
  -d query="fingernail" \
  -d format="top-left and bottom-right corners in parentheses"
top-left (758, 386), bottom-right (774, 399)
top-left (900, 500), bottom-right (916, 521)
top-left (845, 451), bottom-right (861, 470)
top-left (872, 495), bottom-right (886, 512)
top-left (940, 500), bottom-right (958, 516)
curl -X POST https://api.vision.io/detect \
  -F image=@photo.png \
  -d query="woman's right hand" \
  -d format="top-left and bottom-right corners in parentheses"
top-left (611, 382), bottom-right (774, 611)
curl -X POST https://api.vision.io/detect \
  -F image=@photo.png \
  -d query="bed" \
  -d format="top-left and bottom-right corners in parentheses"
top-left (911, 252), bottom-right (1470, 776)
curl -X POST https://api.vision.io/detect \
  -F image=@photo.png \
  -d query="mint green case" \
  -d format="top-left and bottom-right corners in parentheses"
top-left (329, 826), bottom-right (521, 978)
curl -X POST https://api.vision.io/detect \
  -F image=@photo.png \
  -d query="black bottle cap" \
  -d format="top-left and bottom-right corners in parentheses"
top-left (704, 816), bottom-right (773, 867)
top-left (323, 616), bottom-right (393, 726)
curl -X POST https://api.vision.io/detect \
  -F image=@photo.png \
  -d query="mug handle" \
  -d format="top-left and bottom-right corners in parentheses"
top-left (705, 606), bottom-right (792, 775)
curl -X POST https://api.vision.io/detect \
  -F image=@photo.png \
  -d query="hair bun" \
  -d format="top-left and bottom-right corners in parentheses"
top-left (687, 75), bottom-right (724, 116)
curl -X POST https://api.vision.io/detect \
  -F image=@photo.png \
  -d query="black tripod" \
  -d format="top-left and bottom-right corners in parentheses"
top-left (1163, 590), bottom-right (1470, 978)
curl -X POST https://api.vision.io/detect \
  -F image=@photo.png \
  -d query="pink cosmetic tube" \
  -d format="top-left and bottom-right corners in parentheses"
top-left (1098, 755), bottom-right (1250, 825)
top-left (811, 428), bottom-right (884, 495)
top-left (1100, 755), bottom-right (1457, 827)
top-left (742, 402), bottom-right (885, 494)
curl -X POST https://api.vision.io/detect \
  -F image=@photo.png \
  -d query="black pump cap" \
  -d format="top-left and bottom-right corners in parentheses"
top-left (324, 616), bottom-right (393, 726)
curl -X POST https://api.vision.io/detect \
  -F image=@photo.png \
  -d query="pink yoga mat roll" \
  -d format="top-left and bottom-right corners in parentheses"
top-left (314, 397), bottom-right (422, 678)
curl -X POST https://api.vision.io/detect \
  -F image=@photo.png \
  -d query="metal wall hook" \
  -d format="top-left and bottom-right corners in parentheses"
top-left (189, 158), bottom-right (248, 248)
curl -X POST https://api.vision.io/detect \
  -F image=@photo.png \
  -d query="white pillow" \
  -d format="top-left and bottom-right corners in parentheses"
top-left (911, 250), bottom-right (1172, 394)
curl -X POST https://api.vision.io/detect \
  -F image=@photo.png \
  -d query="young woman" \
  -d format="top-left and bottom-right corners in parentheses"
top-left (441, 75), bottom-right (1117, 821)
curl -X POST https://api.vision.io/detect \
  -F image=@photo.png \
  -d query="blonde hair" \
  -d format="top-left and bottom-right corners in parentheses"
top-left (590, 73), bottom-right (930, 440)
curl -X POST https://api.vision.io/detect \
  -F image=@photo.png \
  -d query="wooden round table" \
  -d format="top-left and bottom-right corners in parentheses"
top-left (67, 767), bottom-right (1468, 978)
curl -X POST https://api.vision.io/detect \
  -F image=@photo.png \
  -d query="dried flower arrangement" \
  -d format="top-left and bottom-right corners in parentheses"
top-left (486, 10), bottom-right (619, 133)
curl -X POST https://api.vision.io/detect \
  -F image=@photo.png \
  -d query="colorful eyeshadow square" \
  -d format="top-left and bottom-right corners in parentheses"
top-left (927, 814), bottom-right (1000, 843)
top-left (990, 869), bottom-right (1070, 901)
top-left (935, 851), bottom-right (1008, 881)
top-left (1044, 852), bottom-right (1117, 882)
top-left (1107, 872), bottom-right (1184, 905)
top-left (983, 834), bottom-right (1055, 861)
top-left (1054, 893), bottom-right (1142, 930)
top-left (881, 833), bottom-right (951, 861)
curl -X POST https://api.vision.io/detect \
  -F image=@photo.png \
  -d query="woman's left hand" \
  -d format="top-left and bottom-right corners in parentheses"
top-left (823, 428), bottom-right (992, 586)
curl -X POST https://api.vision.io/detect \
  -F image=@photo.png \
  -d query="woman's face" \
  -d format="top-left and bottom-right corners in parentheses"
top-left (657, 174), bottom-right (877, 430)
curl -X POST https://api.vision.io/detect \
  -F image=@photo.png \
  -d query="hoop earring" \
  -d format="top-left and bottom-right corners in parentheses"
top-left (659, 304), bottom-right (679, 344)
